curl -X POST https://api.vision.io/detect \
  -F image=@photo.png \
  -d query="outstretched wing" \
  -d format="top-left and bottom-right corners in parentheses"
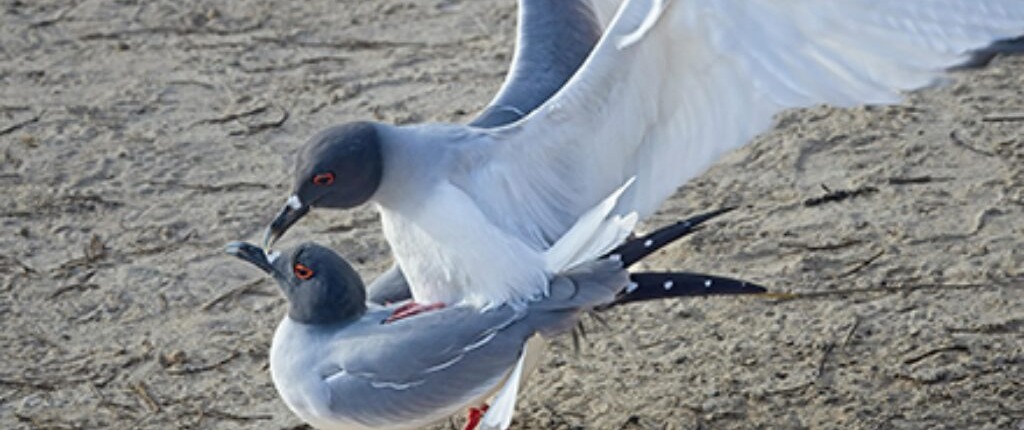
top-left (471, 0), bottom-right (605, 127)
top-left (455, 0), bottom-right (1024, 251)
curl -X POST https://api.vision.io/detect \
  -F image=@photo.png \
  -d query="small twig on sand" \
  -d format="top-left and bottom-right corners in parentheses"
top-left (835, 249), bottom-right (884, 278)
top-left (981, 113), bottom-right (1024, 123)
top-left (903, 345), bottom-right (969, 366)
top-left (803, 184), bottom-right (879, 207)
top-left (887, 175), bottom-right (953, 186)
top-left (0, 111), bottom-right (44, 137)
top-left (779, 239), bottom-right (864, 252)
top-left (230, 105), bottom-right (289, 136)
top-left (194, 105), bottom-right (268, 126)
top-left (131, 381), bottom-right (160, 413)
top-left (201, 280), bottom-right (266, 311)
top-left (949, 130), bottom-right (996, 157)
top-left (166, 351), bottom-right (239, 375)
top-left (762, 281), bottom-right (1015, 302)
top-left (50, 283), bottom-right (99, 299)
top-left (842, 317), bottom-right (861, 347)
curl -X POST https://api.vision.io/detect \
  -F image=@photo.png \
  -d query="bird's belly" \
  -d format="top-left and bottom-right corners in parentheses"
top-left (378, 186), bottom-right (550, 308)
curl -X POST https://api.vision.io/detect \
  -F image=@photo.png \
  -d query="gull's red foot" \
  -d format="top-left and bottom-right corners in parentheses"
top-left (383, 302), bottom-right (445, 324)
top-left (463, 404), bottom-right (490, 430)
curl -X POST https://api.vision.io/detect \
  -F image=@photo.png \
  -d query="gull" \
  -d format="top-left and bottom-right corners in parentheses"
top-left (266, 0), bottom-right (611, 309)
top-left (263, 0), bottom-right (1024, 313)
top-left (228, 198), bottom-right (765, 430)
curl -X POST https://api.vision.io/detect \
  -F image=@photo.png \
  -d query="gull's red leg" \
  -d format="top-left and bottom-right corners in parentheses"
top-left (463, 404), bottom-right (490, 430)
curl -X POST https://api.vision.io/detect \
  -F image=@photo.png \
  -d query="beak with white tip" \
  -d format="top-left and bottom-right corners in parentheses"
top-left (264, 195), bottom-right (310, 248)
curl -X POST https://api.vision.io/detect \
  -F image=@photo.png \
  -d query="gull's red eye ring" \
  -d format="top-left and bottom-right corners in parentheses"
top-left (312, 172), bottom-right (335, 186)
top-left (293, 263), bottom-right (314, 280)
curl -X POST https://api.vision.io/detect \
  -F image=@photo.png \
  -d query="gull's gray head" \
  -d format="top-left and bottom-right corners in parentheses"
top-left (265, 122), bottom-right (384, 247)
top-left (225, 241), bottom-right (367, 325)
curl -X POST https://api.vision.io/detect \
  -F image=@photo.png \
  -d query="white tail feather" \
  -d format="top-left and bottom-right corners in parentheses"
top-left (544, 178), bottom-right (639, 273)
top-left (479, 350), bottom-right (528, 430)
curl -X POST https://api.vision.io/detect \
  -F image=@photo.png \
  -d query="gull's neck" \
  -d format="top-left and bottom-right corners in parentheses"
top-left (371, 123), bottom-right (476, 211)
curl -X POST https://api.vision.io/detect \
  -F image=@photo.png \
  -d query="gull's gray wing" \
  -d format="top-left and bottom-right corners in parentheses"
top-left (318, 305), bottom-right (537, 428)
top-left (365, 264), bottom-right (412, 305)
top-left (470, 0), bottom-right (603, 128)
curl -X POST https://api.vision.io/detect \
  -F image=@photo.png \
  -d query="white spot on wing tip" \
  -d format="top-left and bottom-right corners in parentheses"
top-left (704, 279), bottom-right (713, 289)
top-left (625, 282), bottom-right (639, 294)
top-left (266, 250), bottom-right (281, 263)
top-left (643, 239), bottom-right (654, 248)
top-left (608, 254), bottom-right (622, 262)
top-left (286, 195), bottom-right (303, 209)
top-left (663, 280), bottom-right (673, 290)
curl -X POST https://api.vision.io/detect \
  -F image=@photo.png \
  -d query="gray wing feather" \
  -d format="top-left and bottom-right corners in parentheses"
top-left (470, 0), bottom-right (603, 128)
top-left (365, 264), bottom-right (412, 305)
top-left (321, 306), bottom-right (534, 427)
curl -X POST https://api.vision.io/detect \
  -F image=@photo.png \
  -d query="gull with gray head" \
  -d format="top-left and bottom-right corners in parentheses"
top-left (230, 200), bottom-right (765, 430)
top-left (263, 0), bottom-right (1024, 316)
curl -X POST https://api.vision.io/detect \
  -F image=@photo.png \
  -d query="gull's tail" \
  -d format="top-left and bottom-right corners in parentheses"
top-left (544, 178), bottom-right (639, 273)
top-left (546, 185), bottom-right (768, 308)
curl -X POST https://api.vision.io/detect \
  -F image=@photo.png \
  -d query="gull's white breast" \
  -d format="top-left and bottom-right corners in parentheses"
top-left (270, 319), bottom-right (371, 430)
top-left (379, 181), bottom-right (550, 308)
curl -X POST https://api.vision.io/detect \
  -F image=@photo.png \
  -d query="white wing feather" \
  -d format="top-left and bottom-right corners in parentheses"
top-left (457, 0), bottom-right (1024, 250)
top-left (479, 349), bottom-right (528, 430)
top-left (544, 178), bottom-right (638, 273)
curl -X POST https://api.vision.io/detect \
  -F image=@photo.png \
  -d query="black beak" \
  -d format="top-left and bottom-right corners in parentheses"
top-left (264, 200), bottom-right (310, 248)
top-left (225, 241), bottom-right (276, 274)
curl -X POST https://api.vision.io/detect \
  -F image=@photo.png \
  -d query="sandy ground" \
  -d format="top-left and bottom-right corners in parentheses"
top-left (1, 1), bottom-right (1022, 429)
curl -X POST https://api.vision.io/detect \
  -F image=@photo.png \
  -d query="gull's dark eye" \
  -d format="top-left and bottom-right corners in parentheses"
top-left (293, 263), bottom-right (314, 280)
top-left (312, 172), bottom-right (335, 186)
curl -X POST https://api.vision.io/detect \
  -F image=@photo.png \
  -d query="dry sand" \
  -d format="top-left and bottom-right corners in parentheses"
top-left (1, 1), bottom-right (1022, 429)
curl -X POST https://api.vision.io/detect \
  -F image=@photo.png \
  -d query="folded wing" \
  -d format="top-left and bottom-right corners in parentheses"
top-left (323, 306), bottom-right (530, 427)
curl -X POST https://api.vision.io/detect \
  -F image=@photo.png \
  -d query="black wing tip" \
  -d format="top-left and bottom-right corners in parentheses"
top-left (953, 35), bottom-right (1024, 70)
top-left (608, 272), bottom-right (769, 307)
top-left (607, 205), bottom-right (739, 267)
